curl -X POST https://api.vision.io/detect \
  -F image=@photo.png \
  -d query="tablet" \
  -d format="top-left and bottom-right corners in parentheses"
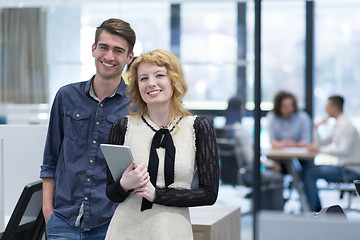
top-left (100, 144), bottom-right (133, 182)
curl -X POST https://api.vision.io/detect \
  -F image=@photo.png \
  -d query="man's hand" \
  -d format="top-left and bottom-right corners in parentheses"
top-left (43, 177), bottom-right (55, 224)
top-left (314, 118), bottom-right (328, 129)
top-left (43, 206), bottom-right (54, 224)
top-left (297, 140), bottom-right (309, 147)
top-left (307, 144), bottom-right (320, 153)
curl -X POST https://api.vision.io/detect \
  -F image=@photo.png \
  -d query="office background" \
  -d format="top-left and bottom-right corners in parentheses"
top-left (1, 0), bottom-right (360, 119)
top-left (1, 0), bottom-right (360, 239)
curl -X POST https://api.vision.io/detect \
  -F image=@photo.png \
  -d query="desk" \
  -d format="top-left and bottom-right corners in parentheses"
top-left (263, 147), bottom-right (316, 160)
top-left (190, 205), bottom-right (241, 240)
top-left (262, 147), bottom-right (317, 212)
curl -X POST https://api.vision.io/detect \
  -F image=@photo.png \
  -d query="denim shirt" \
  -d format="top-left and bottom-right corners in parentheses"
top-left (40, 76), bottom-right (130, 230)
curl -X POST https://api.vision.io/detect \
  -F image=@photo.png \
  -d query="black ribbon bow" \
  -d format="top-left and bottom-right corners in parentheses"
top-left (141, 128), bottom-right (176, 211)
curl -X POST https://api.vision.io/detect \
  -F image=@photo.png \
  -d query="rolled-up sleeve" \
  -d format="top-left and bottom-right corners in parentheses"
top-left (40, 91), bottom-right (64, 178)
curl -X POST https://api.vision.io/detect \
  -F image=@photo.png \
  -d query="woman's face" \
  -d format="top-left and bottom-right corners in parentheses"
top-left (280, 97), bottom-right (294, 119)
top-left (137, 62), bottom-right (174, 109)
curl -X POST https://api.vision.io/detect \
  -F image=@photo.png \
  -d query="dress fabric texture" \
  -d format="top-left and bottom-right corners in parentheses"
top-left (105, 114), bottom-right (218, 240)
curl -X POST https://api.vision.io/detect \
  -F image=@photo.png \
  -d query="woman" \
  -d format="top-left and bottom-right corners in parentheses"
top-left (105, 49), bottom-right (219, 240)
top-left (266, 91), bottom-right (313, 174)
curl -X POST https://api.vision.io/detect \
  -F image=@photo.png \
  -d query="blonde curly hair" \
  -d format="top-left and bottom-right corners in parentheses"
top-left (127, 49), bottom-right (192, 124)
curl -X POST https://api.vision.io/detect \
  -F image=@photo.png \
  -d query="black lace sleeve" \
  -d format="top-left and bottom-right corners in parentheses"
top-left (154, 116), bottom-right (219, 207)
top-left (106, 117), bottom-right (131, 203)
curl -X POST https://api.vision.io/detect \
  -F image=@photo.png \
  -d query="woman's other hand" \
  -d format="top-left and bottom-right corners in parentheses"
top-left (133, 180), bottom-right (156, 202)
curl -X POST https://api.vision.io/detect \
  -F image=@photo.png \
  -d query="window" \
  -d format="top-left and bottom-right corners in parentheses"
top-left (314, 0), bottom-right (360, 127)
top-left (47, 2), bottom-right (170, 102)
top-left (246, 1), bottom-right (306, 111)
top-left (181, 2), bottom-right (237, 110)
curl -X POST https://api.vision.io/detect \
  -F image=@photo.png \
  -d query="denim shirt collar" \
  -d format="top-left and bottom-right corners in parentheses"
top-left (85, 75), bottom-right (127, 101)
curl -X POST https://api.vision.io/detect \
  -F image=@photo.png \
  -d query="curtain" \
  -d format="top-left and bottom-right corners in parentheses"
top-left (0, 8), bottom-right (48, 103)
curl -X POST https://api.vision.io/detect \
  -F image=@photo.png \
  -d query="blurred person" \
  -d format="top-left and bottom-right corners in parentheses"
top-left (225, 96), bottom-right (284, 210)
top-left (267, 91), bottom-right (313, 173)
top-left (40, 18), bottom-right (135, 239)
top-left (105, 49), bottom-right (219, 239)
top-left (304, 95), bottom-right (360, 212)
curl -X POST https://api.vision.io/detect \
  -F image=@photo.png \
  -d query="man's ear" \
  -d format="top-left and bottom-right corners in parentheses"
top-left (91, 43), bottom-right (96, 57)
top-left (127, 51), bottom-right (135, 64)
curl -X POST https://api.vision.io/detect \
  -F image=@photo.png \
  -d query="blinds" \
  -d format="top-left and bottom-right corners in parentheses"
top-left (0, 8), bottom-right (48, 103)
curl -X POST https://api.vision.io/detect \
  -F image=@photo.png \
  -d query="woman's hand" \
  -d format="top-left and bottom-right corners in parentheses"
top-left (120, 162), bottom-right (150, 192)
top-left (133, 180), bottom-right (156, 202)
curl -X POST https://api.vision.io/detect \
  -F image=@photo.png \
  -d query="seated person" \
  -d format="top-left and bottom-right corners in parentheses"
top-left (225, 96), bottom-right (284, 210)
top-left (304, 95), bottom-right (360, 212)
top-left (267, 91), bottom-right (313, 173)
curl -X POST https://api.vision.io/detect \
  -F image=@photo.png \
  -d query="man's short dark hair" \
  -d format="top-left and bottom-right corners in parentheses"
top-left (328, 95), bottom-right (344, 112)
top-left (94, 18), bottom-right (136, 55)
top-left (273, 91), bottom-right (298, 116)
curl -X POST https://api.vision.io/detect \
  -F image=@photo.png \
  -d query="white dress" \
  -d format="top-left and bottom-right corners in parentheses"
top-left (105, 115), bottom-right (197, 240)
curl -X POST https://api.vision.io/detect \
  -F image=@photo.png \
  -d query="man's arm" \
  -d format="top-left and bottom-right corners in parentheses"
top-left (40, 91), bottom-right (64, 223)
top-left (43, 177), bottom-right (55, 223)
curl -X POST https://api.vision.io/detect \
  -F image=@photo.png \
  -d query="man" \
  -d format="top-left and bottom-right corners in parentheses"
top-left (40, 18), bottom-right (136, 239)
top-left (304, 95), bottom-right (360, 212)
top-left (267, 91), bottom-right (312, 173)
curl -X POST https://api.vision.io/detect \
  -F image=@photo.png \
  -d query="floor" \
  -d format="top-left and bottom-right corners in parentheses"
top-left (215, 180), bottom-right (360, 240)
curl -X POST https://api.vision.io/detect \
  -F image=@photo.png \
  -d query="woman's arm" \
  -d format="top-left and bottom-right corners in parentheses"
top-left (153, 117), bottom-right (219, 207)
top-left (106, 117), bottom-right (132, 203)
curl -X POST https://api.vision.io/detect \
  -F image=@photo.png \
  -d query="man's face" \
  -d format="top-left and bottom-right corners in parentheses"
top-left (280, 97), bottom-right (294, 119)
top-left (326, 100), bottom-right (335, 117)
top-left (92, 30), bottom-right (134, 81)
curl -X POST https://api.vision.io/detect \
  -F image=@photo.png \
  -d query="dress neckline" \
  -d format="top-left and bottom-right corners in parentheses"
top-left (141, 114), bottom-right (182, 133)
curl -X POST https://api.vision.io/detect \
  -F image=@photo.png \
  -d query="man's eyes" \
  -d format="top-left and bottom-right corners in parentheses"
top-left (115, 49), bottom-right (125, 54)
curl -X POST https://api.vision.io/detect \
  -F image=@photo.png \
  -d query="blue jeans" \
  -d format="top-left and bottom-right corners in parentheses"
top-left (303, 165), bottom-right (360, 212)
top-left (46, 213), bottom-right (109, 240)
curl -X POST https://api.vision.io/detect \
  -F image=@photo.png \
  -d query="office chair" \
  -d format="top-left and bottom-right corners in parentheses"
top-left (0, 180), bottom-right (45, 240)
top-left (217, 137), bottom-right (285, 211)
top-left (217, 137), bottom-right (245, 186)
top-left (315, 204), bottom-right (347, 219)
top-left (324, 162), bottom-right (360, 213)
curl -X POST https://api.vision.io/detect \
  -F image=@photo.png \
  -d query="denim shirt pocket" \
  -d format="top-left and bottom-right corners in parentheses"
top-left (64, 109), bottom-right (91, 142)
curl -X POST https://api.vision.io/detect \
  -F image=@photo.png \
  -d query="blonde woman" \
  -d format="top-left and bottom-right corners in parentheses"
top-left (105, 49), bottom-right (219, 239)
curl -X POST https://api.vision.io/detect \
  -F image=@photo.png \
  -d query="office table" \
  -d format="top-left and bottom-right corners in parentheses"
top-left (262, 147), bottom-right (317, 212)
top-left (190, 205), bottom-right (241, 240)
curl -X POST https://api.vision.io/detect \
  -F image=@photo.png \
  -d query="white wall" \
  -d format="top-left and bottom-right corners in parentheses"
top-left (0, 125), bottom-right (48, 231)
